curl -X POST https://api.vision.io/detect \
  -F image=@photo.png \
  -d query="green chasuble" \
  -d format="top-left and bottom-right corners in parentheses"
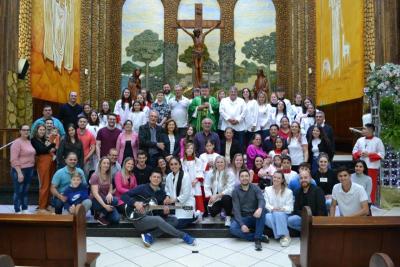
top-left (188, 96), bottom-right (219, 132)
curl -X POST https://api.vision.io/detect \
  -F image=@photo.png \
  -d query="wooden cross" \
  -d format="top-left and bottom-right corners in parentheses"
top-left (177, 3), bottom-right (223, 30)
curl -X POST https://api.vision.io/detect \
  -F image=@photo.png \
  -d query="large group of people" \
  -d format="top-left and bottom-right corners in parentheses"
top-left (10, 82), bottom-right (384, 251)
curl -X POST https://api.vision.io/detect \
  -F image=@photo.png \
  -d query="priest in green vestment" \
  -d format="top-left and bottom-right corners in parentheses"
top-left (188, 86), bottom-right (219, 132)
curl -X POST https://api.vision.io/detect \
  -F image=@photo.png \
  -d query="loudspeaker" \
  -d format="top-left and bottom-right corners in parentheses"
top-left (18, 58), bottom-right (29, 80)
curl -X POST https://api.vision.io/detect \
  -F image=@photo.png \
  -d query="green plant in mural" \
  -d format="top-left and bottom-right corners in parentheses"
top-left (126, 30), bottom-right (163, 89)
top-left (241, 32), bottom-right (276, 86)
top-left (179, 45), bottom-right (210, 74)
top-left (203, 59), bottom-right (219, 88)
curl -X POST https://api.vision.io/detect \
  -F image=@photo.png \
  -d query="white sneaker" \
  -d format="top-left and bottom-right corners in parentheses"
top-left (280, 236), bottom-right (291, 247)
top-left (194, 210), bottom-right (203, 223)
top-left (224, 216), bottom-right (231, 227)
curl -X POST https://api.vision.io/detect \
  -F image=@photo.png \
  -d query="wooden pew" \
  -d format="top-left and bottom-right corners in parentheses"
top-left (289, 206), bottom-right (400, 267)
top-left (0, 205), bottom-right (99, 267)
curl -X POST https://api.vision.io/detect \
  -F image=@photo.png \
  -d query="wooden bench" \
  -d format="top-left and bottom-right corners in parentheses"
top-left (289, 206), bottom-right (400, 267)
top-left (0, 205), bottom-right (99, 267)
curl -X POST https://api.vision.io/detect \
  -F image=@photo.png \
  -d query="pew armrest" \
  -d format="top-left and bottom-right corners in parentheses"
top-left (85, 252), bottom-right (100, 267)
top-left (289, 254), bottom-right (301, 267)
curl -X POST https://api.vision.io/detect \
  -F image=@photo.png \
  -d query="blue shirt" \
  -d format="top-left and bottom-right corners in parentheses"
top-left (63, 183), bottom-right (89, 209)
top-left (31, 116), bottom-right (66, 137)
top-left (288, 175), bottom-right (317, 192)
top-left (51, 166), bottom-right (86, 193)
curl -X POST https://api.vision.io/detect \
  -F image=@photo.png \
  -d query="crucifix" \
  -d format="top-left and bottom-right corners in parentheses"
top-left (177, 3), bottom-right (223, 88)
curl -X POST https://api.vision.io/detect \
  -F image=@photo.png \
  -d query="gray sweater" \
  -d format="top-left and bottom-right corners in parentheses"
top-left (351, 173), bottom-right (372, 203)
top-left (232, 183), bottom-right (265, 226)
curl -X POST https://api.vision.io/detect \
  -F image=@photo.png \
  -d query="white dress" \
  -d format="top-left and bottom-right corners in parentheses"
top-left (181, 158), bottom-right (204, 196)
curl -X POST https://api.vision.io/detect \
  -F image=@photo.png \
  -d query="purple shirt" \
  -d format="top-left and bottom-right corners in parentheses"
top-left (193, 131), bottom-right (221, 157)
top-left (96, 127), bottom-right (122, 157)
top-left (246, 144), bottom-right (267, 170)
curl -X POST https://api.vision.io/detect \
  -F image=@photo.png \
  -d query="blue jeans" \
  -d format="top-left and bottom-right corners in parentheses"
top-left (92, 196), bottom-right (120, 224)
top-left (265, 211), bottom-right (289, 239)
top-left (287, 215), bottom-right (302, 232)
top-left (230, 212), bottom-right (266, 241)
top-left (11, 167), bottom-right (34, 212)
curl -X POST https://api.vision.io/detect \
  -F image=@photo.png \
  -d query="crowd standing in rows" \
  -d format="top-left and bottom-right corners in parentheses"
top-left (10, 83), bottom-right (384, 251)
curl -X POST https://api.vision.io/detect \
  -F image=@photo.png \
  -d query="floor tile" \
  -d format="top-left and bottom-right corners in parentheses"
top-left (114, 244), bottom-right (152, 260)
top-left (99, 237), bottom-right (134, 251)
top-left (280, 242), bottom-right (300, 255)
top-left (87, 243), bottom-right (110, 254)
top-left (155, 261), bottom-right (185, 267)
top-left (175, 252), bottom-right (215, 267)
top-left (178, 238), bottom-right (214, 251)
top-left (219, 252), bottom-right (260, 267)
top-left (241, 245), bottom-right (277, 260)
top-left (148, 238), bottom-right (182, 251)
top-left (96, 251), bottom-right (126, 267)
top-left (204, 261), bottom-right (232, 267)
top-left (264, 240), bottom-right (286, 252)
top-left (252, 260), bottom-right (280, 267)
top-left (106, 260), bottom-right (139, 267)
top-left (133, 252), bottom-right (171, 267)
top-left (199, 245), bottom-right (235, 260)
top-left (197, 238), bottom-right (227, 245)
top-left (264, 252), bottom-right (293, 267)
top-left (218, 239), bottom-right (253, 252)
top-left (157, 245), bottom-right (193, 260)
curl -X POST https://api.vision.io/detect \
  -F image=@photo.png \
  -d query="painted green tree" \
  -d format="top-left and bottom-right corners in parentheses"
top-left (126, 30), bottom-right (163, 88)
top-left (179, 45), bottom-right (210, 85)
top-left (241, 32), bottom-right (276, 86)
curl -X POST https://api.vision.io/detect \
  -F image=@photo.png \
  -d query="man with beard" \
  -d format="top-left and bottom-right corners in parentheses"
top-left (287, 168), bottom-right (327, 231)
top-left (188, 85), bottom-right (219, 132)
top-left (162, 83), bottom-right (174, 105)
top-left (230, 169), bottom-right (269, 251)
top-left (96, 114), bottom-right (122, 158)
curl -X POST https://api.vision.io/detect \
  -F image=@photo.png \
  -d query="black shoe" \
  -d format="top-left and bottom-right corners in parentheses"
top-left (255, 239), bottom-right (262, 251)
top-left (261, 235), bottom-right (270, 243)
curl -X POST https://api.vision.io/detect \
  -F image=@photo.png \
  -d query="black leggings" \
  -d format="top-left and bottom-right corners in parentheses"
top-left (208, 195), bottom-right (233, 217)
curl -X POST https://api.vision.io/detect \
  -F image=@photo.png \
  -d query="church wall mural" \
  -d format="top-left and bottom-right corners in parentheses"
top-left (316, 0), bottom-right (364, 106)
top-left (31, 0), bottom-right (81, 103)
top-left (121, 0), bottom-right (275, 91)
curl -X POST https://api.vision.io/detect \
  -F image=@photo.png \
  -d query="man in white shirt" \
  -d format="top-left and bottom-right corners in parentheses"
top-left (219, 86), bottom-right (247, 148)
top-left (163, 83), bottom-right (175, 104)
top-left (330, 167), bottom-right (369, 217)
top-left (352, 123), bottom-right (385, 204)
top-left (169, 85), bottom-right (190, 137)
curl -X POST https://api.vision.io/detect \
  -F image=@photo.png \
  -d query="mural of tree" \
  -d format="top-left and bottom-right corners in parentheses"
top-left (179, 45), bottom-right (210, 84)
top-left (203, 59), bottom-right (219, 89)
top-left (241, 32), bottom-right (276, 86)
top-left (126, 30), bottom-right (163, 88)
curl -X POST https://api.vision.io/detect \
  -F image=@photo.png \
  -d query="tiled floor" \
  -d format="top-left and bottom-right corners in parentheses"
top-left (87, 236), bottom-right (299, 267)
top-left (2, 204), bottom-right (400, 266)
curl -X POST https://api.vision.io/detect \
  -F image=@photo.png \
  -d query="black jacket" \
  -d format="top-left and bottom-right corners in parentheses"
top-left (307, 137), bottom-right (334, 162)
top-left (220, 139), bottom-right (242, 163)
top-left (306, 123), bottom-right (335, 152)
top-left (293, 185), bottom-right (327, 216)
top-left (162, 133), bottom-right (180, 157)
top-left (138, 123), bottom-right (165, 155)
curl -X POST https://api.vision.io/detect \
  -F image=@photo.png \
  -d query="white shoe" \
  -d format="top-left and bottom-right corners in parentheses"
top-left (280, 236), bottom-right (291, 247)
top-left (224, 216), bottom-right (231, 227)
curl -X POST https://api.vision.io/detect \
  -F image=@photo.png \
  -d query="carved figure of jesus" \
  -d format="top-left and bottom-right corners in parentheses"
top-left (177, 21), bottom-right (221, 87)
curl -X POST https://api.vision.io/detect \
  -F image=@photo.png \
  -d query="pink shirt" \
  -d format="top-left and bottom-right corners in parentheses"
top-left (246, 144), bottom-right (267, 170)
top-left (10, 138), bottom-right (36, 169)
top-left (115, 131), bottom-right (139, 164)
top-left (114, 171), bottom-right (137, 205)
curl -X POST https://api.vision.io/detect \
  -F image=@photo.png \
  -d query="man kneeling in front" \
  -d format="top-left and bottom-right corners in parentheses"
top-left (330, 166), bottom-right (369, 217)
top-left (121, 170), bottom-right (196, 247)
top-left (230, 169), bottom-right (269, 251)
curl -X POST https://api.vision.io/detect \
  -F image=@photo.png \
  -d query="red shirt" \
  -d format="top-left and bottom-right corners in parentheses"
top-left (77, 129), bottom-right (96, 158)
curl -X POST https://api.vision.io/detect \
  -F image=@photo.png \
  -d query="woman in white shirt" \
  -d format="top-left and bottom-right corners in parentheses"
top-left (264, 170), bottom-right (293, 247)
top-left (205, 156), bottom-right (235, 226)
top-left (300, 103), bottom-right (316, 135)
top-left (268, 100), bottom-right (290, 128)
top-left (291, 93), bottom-right (303, 121)
top-left (164, 156), bottom-right (196, 228)
top-left (98, 101), bottom-right (111, 129)
top-left (255, 91), bottom-right (270, 141)
top-left (287, 121), bottom-right (308, 172)
top-left (87, 110), bottom-right (101, 138)
top-left (127, 101), bottom-right (147, 133)
top-left (114, 88), bottom-right (133, 128)
top-left (242, 88), bottom-right (258, 146)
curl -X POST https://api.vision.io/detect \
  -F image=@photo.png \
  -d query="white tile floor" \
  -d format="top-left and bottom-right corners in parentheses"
top-left (87, 236), bottom-right (300, 267)
top-left (2, 204), bottom-right (400, 267)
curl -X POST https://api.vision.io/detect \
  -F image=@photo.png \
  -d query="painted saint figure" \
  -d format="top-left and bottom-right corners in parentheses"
top-left (177, 21), bottom-right (221, 88)
top-left (128, 68), bottom-right (141, 100)
top-left (254, 69), bottom-right (269, 99)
